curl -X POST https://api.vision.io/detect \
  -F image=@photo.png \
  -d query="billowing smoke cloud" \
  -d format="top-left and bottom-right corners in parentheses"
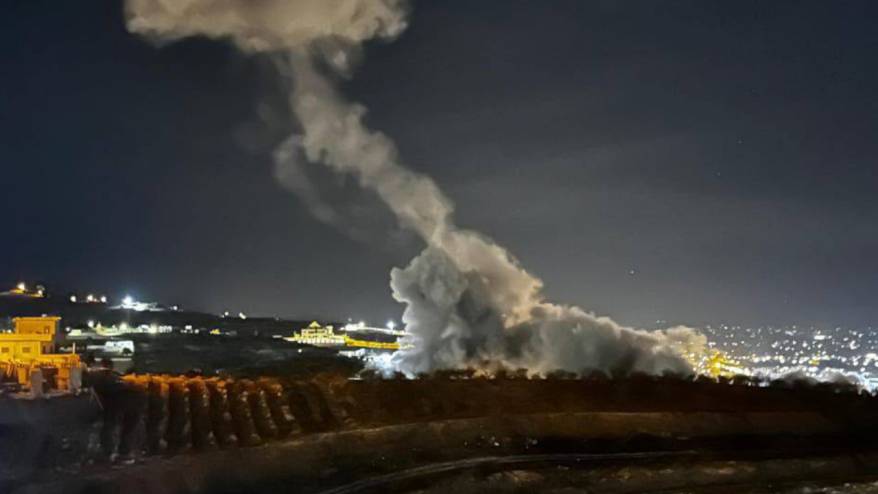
top-left (390, 247), bottom-right (704, 376)
top-left (125, 0), bottom-right (706, 377)
top-left (125, 0), bottom-right (409, 53)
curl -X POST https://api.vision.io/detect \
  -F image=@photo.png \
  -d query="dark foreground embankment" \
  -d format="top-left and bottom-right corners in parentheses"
top-left (6, 374), bottom-right (878, 493)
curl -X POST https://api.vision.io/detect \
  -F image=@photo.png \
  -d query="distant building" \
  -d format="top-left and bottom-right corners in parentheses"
top-left (286, 321), bottom-right (347, 347)
top-left (284, 321), bottom-right (403, 350)
top-left (112, 295), bottom-right (165, 312)
top-left (0, 282), bottom-right (45, 298)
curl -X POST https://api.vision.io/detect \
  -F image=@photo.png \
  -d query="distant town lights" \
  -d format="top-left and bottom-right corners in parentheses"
top-left (16, 282), bottom-right (26, 292)
top-left (70, 295), bottom-right (77, 303)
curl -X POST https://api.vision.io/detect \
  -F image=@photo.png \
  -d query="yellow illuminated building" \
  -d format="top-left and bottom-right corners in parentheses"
top-left (285, 321), bottom-right (402, 350)
top-left (0, 316), bottom-right (80, 390)
top-left (1, 317), bottom-right (60, 357)
top-left (285, 321), bottom-right (347, 347)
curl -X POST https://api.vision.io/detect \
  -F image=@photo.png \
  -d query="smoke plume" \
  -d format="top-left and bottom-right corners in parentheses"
top-left (125, 0), bottom-right (705, 377)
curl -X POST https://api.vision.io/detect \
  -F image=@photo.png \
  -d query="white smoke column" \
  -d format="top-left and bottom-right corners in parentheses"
top-left (125, 0), bottom-right (706, 377)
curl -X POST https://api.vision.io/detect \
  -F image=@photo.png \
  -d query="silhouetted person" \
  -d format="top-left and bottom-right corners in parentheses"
top-left (86, 357), bottom-right (128, 461)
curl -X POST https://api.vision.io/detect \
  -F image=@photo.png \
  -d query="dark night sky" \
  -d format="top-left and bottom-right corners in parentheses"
top-left (2, 1), bottom-right (877, 329)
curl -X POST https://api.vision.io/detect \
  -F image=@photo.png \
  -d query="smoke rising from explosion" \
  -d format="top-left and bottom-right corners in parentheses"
top-left (125, 0), bottom-right (706, 377)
